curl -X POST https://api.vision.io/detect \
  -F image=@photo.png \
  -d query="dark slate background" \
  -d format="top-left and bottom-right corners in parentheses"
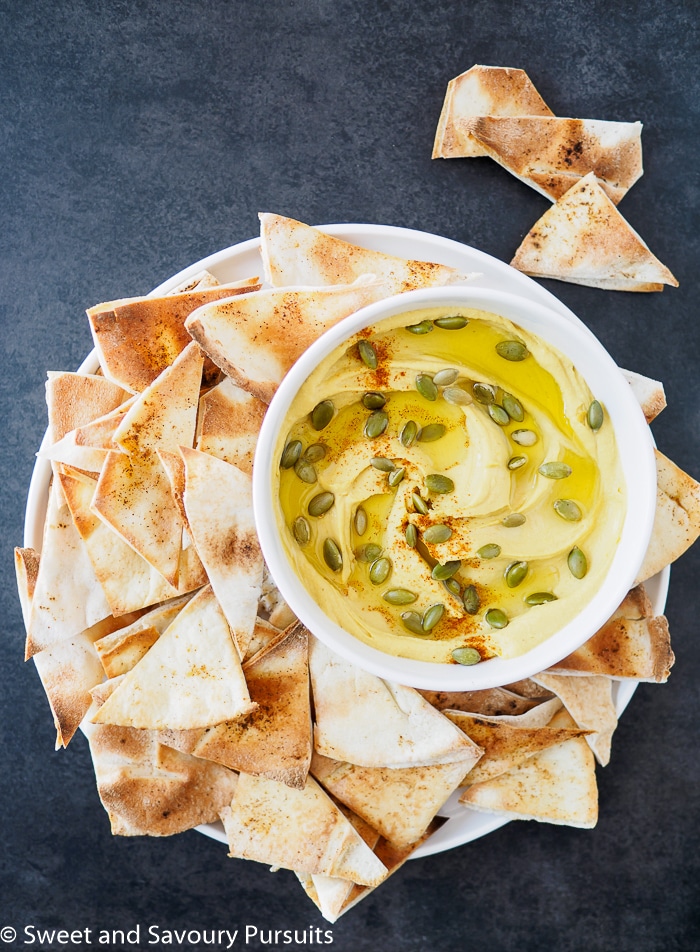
top-left (2, 1), bottom-right (699, 950)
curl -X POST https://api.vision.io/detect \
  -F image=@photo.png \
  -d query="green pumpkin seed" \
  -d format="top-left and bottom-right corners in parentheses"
top-left (417, 423), bottom-right (447, 442)
top-left (400, 420), bottom-right (419, 447)
top-left (422, 603), bottom-right (445, 632)
top-left (511, 429), bottom-right (537, 446)
top-left (452, 646), bottom-right (482, 665)
top-left (432, 368), bottom-right (460, 387)
top-left (303, 443), bottom-right (327, 462)
top-left (568, 546), bottom-right (588, 579)
top-left (443, 386), bottom-right (473, 406)
top-left (364, 410), bottom-right (389, 439)
top-left (356, 542), bottom-right (383, 563)
top-left (425, 474), bottom-right (454, 494)
top-left (307, 491), bottom-right (335, 517)
top-left (502, 512), bottom-right (526, 527)
top-left (431, 560), bottom-right (462, 581)
top-left (280, 439), bottom-right (303, 469)
top-left (423, 524), bottom-right (453, 544)
top-left (405, 320), bottom-right (434, 335)
top-left (496, 340), bottom-right (529, 361)
top-left (554, 498), bottom-right (582, 521)
top-left (502, 393), bottom-right (525, 422)
top-left (416, 373), bottom-right (438, 401)
top-left (370, 456), bottom-right (396, 472)
top-left (443, 578), bottom-right (462, 599)
top-left (525, 592), bottom-right (558, 605)
top-left (539, 461), bottom-right (572, 479)
top-left (473, 382), bottom-right (496, 405)
top-left (401, 611), bottom-right (426, 634)
top-left (369, 557), bottom-right (392, 585)
top-left (323, 538), bottom-right (343, 572)
top-left (294, 458), bottom-right (318, 483)
top-left (405, 523), bottom-right (418, 548)
top-left (292, 516), bottom-right (310, 546)
top-left (477, 543), bottom-right (501, 559)
top-left (358, 339), bottom-right (378, 369)
top-left (485, 607), bottom-right (509, 628)
top-left (362, 391), bottom-right (386, 410)
top-left (587, 400), bottom-right (604, 431)
top-left (354, 506), bottom-right (368, 536)
top-left (488, 403), bottom-right (510, 426)
top-left (411, 492), bottom-right (429, 515)
top-left (383, 588), bottom-right (418, 605)
top-left (311, 399), bottom-right (334, 431)
top-left (507, 455), bottom-right (528, 470)
top-left (434, 314), bottom-right (468, 329)
top-left (462, 584), bottom-right (480, 615)
top-left (388, 466), bottom-right (406, 487)
top-left (504, 560), bottom-right (529, 588)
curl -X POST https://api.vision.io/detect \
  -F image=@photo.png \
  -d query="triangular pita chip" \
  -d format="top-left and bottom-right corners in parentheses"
top-left (621, 368), bottom-right (666, 423)
top-left (309, 638), bottom-right (477, 768)
top-left (45, 371), bottom-right (128, 444)
top-left (169, 268), bottom-right (221, 293)
top-left (419, 686), bottom-right (543, 717)
top-left (92, 585), bottom-right (255, 730)
top-left (220, 772), bottom-right (388, 886)
top-left (94, 594), bottom-right (193, 678)
top-left (461, 116), bottom-right (643, 204)
top-left (510, 173), bottom-right (678, 290)
top-left (195, 376), bottom-right (267, 476)
top-left (532, 672), bottom-right (617, 766)
top-left (433, 64), bottom-right (553, 159)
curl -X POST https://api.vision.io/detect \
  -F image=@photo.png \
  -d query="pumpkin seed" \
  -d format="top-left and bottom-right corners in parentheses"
top-left (358, 339), bottom-right (378, 369)
top-left (452, 646), bottom-right (481, 665)
top-left (496, 340), bottom-right (529, 361)
top-left (425, 474), bottom-right (454, 494)
top-left (303, 443), bottom-right (327, 462)
top-left (354, 505), bottom-right (368, 536)
top-left (405, 523), bottom-right (418, 548)
top-left (538, 461), bottom-right (572, 479)
top-left (356, 542), bottom-right (383, 563)
top-left (502, 393), bottom-right (525, 422)
top-left (525, 592), bottom-right (558, 605)
top-left (462, 584), bottom-right (480, 615)
top-left (507, 455), bottom-right (528, 470)
top-left (504, 560), bottom-right (529, 588)
top-left (488, 403), bottom-right (510, 426)
top-left (502, 512), bottom-right (526, 527)
top-left (423, 524), bottom-right (453, 544)
top-left (323, 538), bottom-right (343, 572)
top-left (401, 611), bottom-right (426, 634)
top-left (588, 400), bottom-right (604, 431)
top-left (443, 578), bottom-right (462, 599)
top-left (364, 410), bottom-right (388, 439)
top-left (400, 420), bottom-right (418, 446)
top-left (369, 557), bottom-right (392, 585)
top-left (431, 560), bottom-right (462, 581)
top-left (362, 391), bottom-right (386, 410)
top-left (443, 386), bottom-right (473, 406)
top-left (416, 373), bottom-right (438, 401)
top-left (432, 368), bottom-right (460, 387)
top-left (370, 456), bottom-right (396, 472)
top-left (511, 428), bottom-right (537, 446)
top-left (292, 516), bottom-right (310, 546)
top-left (383, 588), bottom-right (418, 605)
top-left (411, 492), bottom-right (429, 515)
top-left (422, 603), bottom-right (445, 632)
top-left (417, 423), bottom-right (446, 442)
top-left (473, 382), bottom-right (496, 405)
top-left (554, 498), bottom-right (582, 521)
top-left (434, 314), bottom-right (468, 329)
top-left (280, 439), bottom-right (303, 469)
top-left (307, 491), bottom-right (335, 517)
top-left (485, 607), bottom-right (509, 628)
top-left (477, 543), bottom-right (501, 559)
top-left (568, 545), bottom-right (588, 579)
top-left (405, 320), bottom-right (434, 335)
top-left (294, 458), bottom-right (318, 483)
top-left (388, 466), bottom-right (406, 487)
top-left (311, 399), bottom-right (334, 430)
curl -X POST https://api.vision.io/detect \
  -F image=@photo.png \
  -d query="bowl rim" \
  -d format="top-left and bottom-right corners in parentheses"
top-left (252, 284), bottom-right (657, 691)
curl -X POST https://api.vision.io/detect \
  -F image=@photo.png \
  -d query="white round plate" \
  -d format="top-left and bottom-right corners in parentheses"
top-left (24, 223), bottom-right (669, 859)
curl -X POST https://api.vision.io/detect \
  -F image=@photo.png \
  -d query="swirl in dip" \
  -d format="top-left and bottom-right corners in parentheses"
top-left (274, 306), bottom-right (626, 665)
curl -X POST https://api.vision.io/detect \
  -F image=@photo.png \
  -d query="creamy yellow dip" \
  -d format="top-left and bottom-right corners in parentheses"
top-left (274, 306), bottom-right (626, 664)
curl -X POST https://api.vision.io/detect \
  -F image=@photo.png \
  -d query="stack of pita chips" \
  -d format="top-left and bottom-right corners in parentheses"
top-left (434, 64), bottom-right (678, 290)
top-left (15, 216), bottom-right (699, 921)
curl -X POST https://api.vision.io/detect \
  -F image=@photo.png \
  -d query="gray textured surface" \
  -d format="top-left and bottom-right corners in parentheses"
top-left (2, 1), bottom-right (699, 949)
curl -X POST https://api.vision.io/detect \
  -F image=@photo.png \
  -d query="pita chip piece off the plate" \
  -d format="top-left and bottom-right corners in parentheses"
top-left (258, 213), bottom-right (473, 290)
top-left (309, 637), bottom-right (479, 769)
top-left (532, 672), bottom-right (617, 767)
top-left (510, 172), bottom-right (678, 291)
top-left (220, 772), bottom-right (388, 886)
top-left (91, 585), bottom-right (256, 731)
top-left (45, 371), bottom-right (129, 444)
top-left (621, 368), bottom-right (666, 423)
top-left (195, 376), bottom-right (267, 477)
top-left (433, 64), bottom-right (553, 160)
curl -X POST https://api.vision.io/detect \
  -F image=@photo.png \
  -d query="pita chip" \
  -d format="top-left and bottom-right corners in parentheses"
top-left (92, 585), bottom-right (255, 730)
top-left (460, 709), bottom-right (598, 828)
top-left (94, 594), bottom-right (193, 678)
top-left (195, 376), bottom-right (267, 476)
top-left (419, 686), bottom-right (543, 717)
top-left (532, 672), bottom-right (617, 766)
top-left (510, 173), bottom-right (678, 291)
top-left (45, 372), bottom-right (129, 444)
top-left (635, 449), bottom-right (700, 584)
top-left (168, 268), bottom-right (221, 293)
top-left (433, 64), bottom-right (553, 159)
top-left (259, 213), bottom-right (472, 291)
top-left (86, 278), bottom-right (261, 393)
top-left (181, 447), bottom-right (263, 658)
top-left (621, 368), bottom-right (666, 423)
top-left (309, 638), bottom-right (477, 768)
top-left (220, 772), bottom-right (388, 886)
top-left (461, 116), bottom-right (643, 204)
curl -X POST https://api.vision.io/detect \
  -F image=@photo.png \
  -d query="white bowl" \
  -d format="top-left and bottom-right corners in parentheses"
top-left (253, 285), bottom-right (657, 691)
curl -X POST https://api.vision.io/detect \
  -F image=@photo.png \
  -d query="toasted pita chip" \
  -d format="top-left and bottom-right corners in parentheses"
top-left (181, 447), bottom-right (263, 658)
top-left (510, 173), bottom-right (678, 290)
top-left (309, 638), bottom-right (477, 768)
top-left (419, 687), bottom-right (543, 716)
top-left (92, 585), bottom-right (255, 730)
top-left (311, 750), bottom-right (471, 848)
top-left (549, 584), bottom-right (674, 682)
top-left (185, 277), bottom-right (388, 404)
top-left (433, 65), bottom-right (553, 159)
top-left (169, 268), bottom-right (221, 293)
top-left (635, 449), bottom-right (700, 584)
top-left (87, 279), bottom-right (261, 393)
top-left (45, 372), bottom-right (129, 444)
top-left (501, 678), bottom-right (555, 699)
top-left (159, 622), bottom-right (312, 788)
top-left (621, 368), bottom-right (666, 423)
top-left (195, 376), bottom-right (267, 476)
top-left (220, 772), bottom-right (388, 886)
top-left (532, 672), bottom-right (617, 766)
top-left (460, 116), bottom-right (643, 204)
top-left (457, 696), bottom-right (564, 729)
top-left (259, 213), bottom-right (472, 291)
